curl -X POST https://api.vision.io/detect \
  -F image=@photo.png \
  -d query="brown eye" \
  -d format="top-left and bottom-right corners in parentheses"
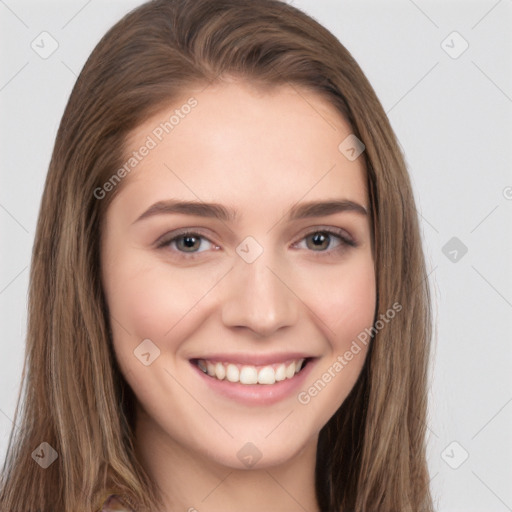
top-left (156, 231), bottom-right (217, 257)
top-left (305, 232), bottom-right (332, 251)
top-left (294, 227), bottom-right (356, 256)
top-left (176, 234), bottom-right (202, 252)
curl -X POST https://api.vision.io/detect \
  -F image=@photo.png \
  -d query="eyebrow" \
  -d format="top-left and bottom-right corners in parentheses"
top-left (132, 198), bottom-right (368, 224)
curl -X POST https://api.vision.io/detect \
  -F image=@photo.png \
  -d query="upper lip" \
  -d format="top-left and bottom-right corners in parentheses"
top-left (190, 352), bottom-right (315, 366)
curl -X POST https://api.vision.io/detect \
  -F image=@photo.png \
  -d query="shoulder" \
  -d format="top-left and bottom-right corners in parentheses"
top-left (100, 494), bottom-right (135, 512)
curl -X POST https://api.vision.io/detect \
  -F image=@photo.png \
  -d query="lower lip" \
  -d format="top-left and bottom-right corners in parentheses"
top-left (190, 359), bottom-right (317, 405)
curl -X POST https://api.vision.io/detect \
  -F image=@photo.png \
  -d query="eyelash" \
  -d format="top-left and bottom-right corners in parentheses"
top-left (155, 227), bottom-right (357, 260)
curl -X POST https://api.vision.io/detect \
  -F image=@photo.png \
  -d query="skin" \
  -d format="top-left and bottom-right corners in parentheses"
top-left (100, 79), bottom-right (376, 512)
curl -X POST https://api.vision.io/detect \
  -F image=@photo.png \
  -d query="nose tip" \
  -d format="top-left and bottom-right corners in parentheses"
top-left (220, 257), bottom-right (299, 337)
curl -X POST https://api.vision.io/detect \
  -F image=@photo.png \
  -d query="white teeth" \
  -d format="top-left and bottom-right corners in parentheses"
top-left (226, 364), bottom-right (240, 383)
top-left (258, 366), bottom-right (276, 385)
top-left (239, 366), bottom-right (258, 384)
top-left (196, 358), bottom-right (307, 385)
top-left (206, 361), bottom-right (216, 376)
top-left (274, 364), bottom-right (286, 381)
top-left (285, 361), bottom-right (296, 379)
top-left (215, 362), bottom-right (226, 380)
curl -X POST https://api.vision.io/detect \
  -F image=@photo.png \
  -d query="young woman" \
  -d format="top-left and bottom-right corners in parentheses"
top-left (0, 0), bottom-right (434, 511)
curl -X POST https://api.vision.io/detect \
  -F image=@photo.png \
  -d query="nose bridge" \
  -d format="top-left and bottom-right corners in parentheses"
top-left (220, 241), bottom-right (299, 336)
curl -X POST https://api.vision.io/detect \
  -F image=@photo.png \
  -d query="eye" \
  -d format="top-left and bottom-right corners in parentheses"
top-left (156, 230), bottom-right (219, 257)
top-left (293, 227), bottom-right (356, 255)
top-left (156, 226), bottom-right (356, 259)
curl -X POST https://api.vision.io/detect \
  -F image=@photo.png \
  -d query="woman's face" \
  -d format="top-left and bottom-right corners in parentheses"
top-left (100, 81), bottom-right (376, 470)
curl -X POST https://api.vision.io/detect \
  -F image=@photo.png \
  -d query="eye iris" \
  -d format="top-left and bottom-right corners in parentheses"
top-left (307, 232), bottom-right (329, 251)
top-left (178, 235), bottom-right (200, 252)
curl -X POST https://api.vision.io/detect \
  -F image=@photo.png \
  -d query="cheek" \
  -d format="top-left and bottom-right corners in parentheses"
top-left (294, 254), bottom-right (375, 420)
top-left (103, 256), bottom-right (222, 363)
top-left (308, 254), bottom-right (376, 348)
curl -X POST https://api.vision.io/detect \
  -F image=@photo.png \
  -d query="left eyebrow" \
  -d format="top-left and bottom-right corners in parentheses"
top-left (131, 198), bottom-right (368, 225)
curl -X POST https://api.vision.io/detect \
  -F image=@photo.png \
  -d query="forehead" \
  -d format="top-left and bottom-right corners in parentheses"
top-left (116, 81), bottom-right (368, 218)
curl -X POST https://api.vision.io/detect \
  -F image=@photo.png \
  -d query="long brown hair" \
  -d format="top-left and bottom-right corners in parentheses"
top-left (0, 0), bottom-right (434, 510)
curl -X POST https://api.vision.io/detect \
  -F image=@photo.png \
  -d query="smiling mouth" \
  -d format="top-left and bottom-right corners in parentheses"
top-left (191, 357), bottom-right (312, 385)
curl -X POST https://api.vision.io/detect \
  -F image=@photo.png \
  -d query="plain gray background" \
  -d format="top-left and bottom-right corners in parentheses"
top-left (1, 0), bottom-right (511, 510)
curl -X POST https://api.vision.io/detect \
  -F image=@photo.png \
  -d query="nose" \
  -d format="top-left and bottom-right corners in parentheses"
top-left (220, 250), bottom-right (299, 337)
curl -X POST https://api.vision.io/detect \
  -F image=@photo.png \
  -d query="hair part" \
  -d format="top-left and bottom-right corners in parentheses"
top-left (0, 1), bottom-right (433, 510)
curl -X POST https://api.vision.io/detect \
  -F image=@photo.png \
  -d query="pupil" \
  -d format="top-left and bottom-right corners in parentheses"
top-left (181, 235), bottom-right (198, 251)
top-left (310, 232), bottom-right (328, 250)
